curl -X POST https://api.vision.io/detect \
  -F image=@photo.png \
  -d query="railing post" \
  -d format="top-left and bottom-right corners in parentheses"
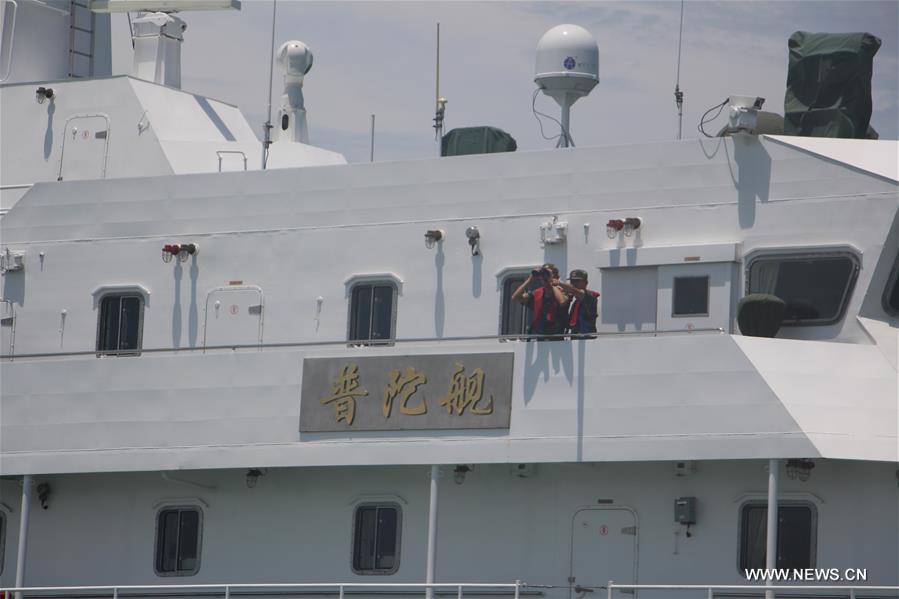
top-left (514, 581), bottom-right (520, 599)
top-left (339, 585), bottom-right (344, 599)
top-left (113, 588), bottom-right (118, 599)
top-left (607, 581), bottom-right (613, 599)
top-left (458, 585), bottom-right (463, 599)
top-left (225, 586), bottom-right (230, 599)
top-left (850, 590), bottom-right (856, 599)
top-left (708, 587), bottom-right (713, 599)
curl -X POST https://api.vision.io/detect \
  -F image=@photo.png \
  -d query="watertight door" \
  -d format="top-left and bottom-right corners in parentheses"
top-left (203, 286), bottom-right (264, 348)
top-left (570, 508), bottom-right (637, 592)
top-left (59, 115), bottom-right (109, 181)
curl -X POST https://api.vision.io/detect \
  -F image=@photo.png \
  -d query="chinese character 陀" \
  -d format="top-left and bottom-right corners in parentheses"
top-left (321, 363), bottom-right (369, 425)
top-left (383, 367), bottom-right (428, 418)
top-left (439, 363), bottom-right (494, 416)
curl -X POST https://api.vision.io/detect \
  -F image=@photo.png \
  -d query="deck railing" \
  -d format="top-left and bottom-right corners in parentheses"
top-left (606, 584), bottom-right (899, 599)
top-left (0, 583), bottom-right (523, 599)
top-left (0, 328), bottom-right (725, 361)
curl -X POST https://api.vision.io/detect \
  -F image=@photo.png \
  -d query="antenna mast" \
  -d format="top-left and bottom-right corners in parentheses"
top-left (432, 22), bottom-right (446, 156)
top-left (262, 0), bottom-right (278, 169)
top-left (674, 0), bottom-right (685, 140)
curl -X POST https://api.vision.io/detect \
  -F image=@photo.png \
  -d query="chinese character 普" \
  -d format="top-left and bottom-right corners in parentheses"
top-left (321, 363), bottom-right (369, 425)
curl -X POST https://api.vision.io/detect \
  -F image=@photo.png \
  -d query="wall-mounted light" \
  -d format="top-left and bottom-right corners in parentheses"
top-left (35, 86), bottom-right (55, 104)
top-left (424, 229), bottom-right (445, 249)
top-left (785, 458), bottom-right (814, 482)
top-left (465, 226), bottom-right (481, 256)
top-left (453, 464), bottom-right (472, 485)
top-left (623, 217), bottom-right (643, 237)
top-left (162, 243), bottom-right (199, 263)
top-left (606, 219), bottom-right (625, 238)
top-left (37, 482), bottom-right (51, 509)
top-left (245, 468), bottom-right (267, 488)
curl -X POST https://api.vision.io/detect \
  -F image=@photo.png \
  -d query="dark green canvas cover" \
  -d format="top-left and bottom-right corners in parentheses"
top-left (441, 126), bottom-right (517, 157)
top-left (784, 31), bottom-right (881, 138)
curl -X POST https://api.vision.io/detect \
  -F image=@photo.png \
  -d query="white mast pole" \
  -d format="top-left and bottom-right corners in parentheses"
top-left (262, 0), bottom-right (278, 169)
top-left (14, 475), bottom-right (33, 599)
top-left (425, 465), bottom-right (440, 599)
top-left (766, 459), bottom-right (780, 599)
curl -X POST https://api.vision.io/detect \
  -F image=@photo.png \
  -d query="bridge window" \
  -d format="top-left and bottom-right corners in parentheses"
top-left (155, 506), bottom-right (202, 576)
top-left (352, 503), bottom-right (401, 575)
top-left (739, 502), bottom-right (816, 573)
top-left (500, 274), bottom-right (531, 336)
top-left (97, 294), bottom-right (144, 355)
top-left (349, 283), bottom-right (396, 344)
top-left (747, 252), bottom-right (858, 325)
top-left (882, 252), bottom-right (899, 315)
top-left (673, 276), bottom-right (709, 316)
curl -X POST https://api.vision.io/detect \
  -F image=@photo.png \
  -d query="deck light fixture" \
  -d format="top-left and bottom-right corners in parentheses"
top-left (424, 230), bottom-right (445, 249)
top-left (465, 226), bottom-right (481, 256)
top-left (785, 458), bottom-right (814, 482)
top-left (453, 464), bottom-right (472, 484)
top-left (245, 468), bottom-right (267, 488)
top-left (623, 217), bottom-right (643, 237)
top-left (606, 219), bottom-right (625, 238)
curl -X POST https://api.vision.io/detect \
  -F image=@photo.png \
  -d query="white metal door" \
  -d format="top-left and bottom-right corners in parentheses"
top-left (59, 115), bottom-right (109, 181)
top-left (203, 286), bottom-right (264, 349)
top-left (570, 508), bottom-right (638, 591)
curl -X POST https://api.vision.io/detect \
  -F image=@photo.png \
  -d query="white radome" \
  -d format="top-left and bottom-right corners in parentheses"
top-left (535, 24), bottom-right (599, 101)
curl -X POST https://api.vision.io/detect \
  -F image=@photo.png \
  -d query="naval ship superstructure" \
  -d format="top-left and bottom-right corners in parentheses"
top-left (0, 1), bottom-right (897, 597)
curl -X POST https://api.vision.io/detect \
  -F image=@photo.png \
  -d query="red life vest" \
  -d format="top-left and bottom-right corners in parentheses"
top-left (530, 286), bottom-right (560, 333)
top-left (569, 290), bottom-right (600, 331)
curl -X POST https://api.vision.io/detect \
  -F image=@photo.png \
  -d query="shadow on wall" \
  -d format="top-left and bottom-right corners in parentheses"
top-left (729, 136), bottom-right (772, 229)
top-left (522, 338), bottom-right (573, 404)
top-left (434, 242), bottom-right (445, 338)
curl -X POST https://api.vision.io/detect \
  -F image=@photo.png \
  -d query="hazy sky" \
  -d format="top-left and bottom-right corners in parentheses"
top-left (176, 1), bottom-right (898, 163)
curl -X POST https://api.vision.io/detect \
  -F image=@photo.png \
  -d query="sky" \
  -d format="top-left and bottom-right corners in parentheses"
top-left (176, 1), bottom-right (899, 163)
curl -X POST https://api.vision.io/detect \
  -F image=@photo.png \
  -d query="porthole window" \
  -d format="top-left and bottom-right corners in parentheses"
top-left (747, 251), bottom-right (859, 325)
top-left (155, 506), bottom-right (202, 576)
top-left (348, 282), bottom-right (397, 344)
top-left (738, 501), bottom-right (816, 574)
top-left (352, 503), bottom-right (401, 575)
top-left (97, 294), bottom-right (144, 355)
top-left (673, 276), bottom-right (709, 316)
top-left (882, 252), bottom-right (899, 315)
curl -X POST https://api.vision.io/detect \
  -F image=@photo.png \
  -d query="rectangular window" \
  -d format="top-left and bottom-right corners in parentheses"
top-left (739, 502), bottom-right (816, 573)
top-left (352, 503), bottom-right (401, 574)
top-left (349, 284), bottom-right (395, 344)
top-left (98, 294), bottom-right (144, 354)
top-left (882, 253), bottom-right (899, 315)
top-left (673, 276), bottom-right (709, 316)
top-left (747, 252), bottom-right (858, 325)
top-left (155, 507), bottom-right (201, 576)
top-left (501, 276), bottom-right (531, 336)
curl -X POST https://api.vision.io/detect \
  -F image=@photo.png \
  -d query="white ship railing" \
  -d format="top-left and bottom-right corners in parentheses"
top-left (0, 328), bottom-right (725, 360)
top-left (606, 584), bottom-right (899, 599)
top-left (0, 582), bottom-right (524, 599)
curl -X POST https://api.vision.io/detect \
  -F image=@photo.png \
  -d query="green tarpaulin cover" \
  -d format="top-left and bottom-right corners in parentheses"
top-left (441, 126), bottom-right (517, 157)
top-left (784, 31), bottom-right (881, 138)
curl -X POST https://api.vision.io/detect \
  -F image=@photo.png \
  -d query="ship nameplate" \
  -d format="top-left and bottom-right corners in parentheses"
top-left (299, 353), bottom-right (514, 432)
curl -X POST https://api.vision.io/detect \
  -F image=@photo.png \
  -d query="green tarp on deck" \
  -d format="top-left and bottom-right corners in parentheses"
top-left (784, 31), bottom-right (881, 138)
top-left (441, 126), bottom-right (517, 157)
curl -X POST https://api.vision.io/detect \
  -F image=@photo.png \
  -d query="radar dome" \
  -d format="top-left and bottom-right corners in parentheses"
top-left (277, 41), bottom-right (313, 78)
top-left (535, 24), bottom-right (599, 103)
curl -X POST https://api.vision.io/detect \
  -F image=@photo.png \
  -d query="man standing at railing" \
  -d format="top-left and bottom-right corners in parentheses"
top-left (559, 269), bottom-right (599, 337)
top-left (511, 263), bottom-right (569, 339)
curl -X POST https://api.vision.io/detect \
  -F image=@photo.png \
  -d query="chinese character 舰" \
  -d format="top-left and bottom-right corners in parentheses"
top-left (383, 367), bottom-right (428, 418)
top-left (439, 363), bottom-right (494, 416)
top-left (320, 363), bottom-right (369, 425)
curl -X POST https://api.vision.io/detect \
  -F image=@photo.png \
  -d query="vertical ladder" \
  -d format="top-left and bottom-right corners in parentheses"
top-left (68, 0), bottom-right (94, 77)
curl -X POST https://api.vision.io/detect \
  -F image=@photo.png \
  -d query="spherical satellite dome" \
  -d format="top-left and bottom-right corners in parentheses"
top-left (277, 41), bottom-right (314, 77)
top-left (535, 24), bottom-right (599, 101)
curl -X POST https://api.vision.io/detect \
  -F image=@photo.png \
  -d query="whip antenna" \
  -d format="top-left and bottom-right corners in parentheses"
top-left (262, 0), bottom-right (278, 169)
top-left (674, 0), bottom-right (685, 140)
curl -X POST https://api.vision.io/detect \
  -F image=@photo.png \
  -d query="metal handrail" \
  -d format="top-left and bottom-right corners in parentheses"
top-left (0, 329), bottom-right (726, 360)
top-left (0, 582), bottom-right (524, 599)
top-left (606, 583), bottom-right (899, 599)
